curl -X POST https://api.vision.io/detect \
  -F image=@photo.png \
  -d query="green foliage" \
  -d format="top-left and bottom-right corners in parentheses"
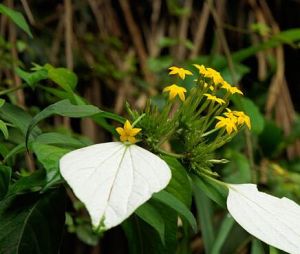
top-left (153, 190), bottom-right (197, 232)
top-left (0, 4), bottom-right (32, 37)
top-left (0, 188), bottom-right (65, 254)
top-left (0, 3), bottom-right (299, 253)
top-left (0, 165), bottom-right (11, 200)
top-left (135, 202), bottom-right (166, 244)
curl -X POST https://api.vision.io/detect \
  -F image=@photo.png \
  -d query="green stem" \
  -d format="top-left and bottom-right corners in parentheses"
top-left (201, 127), bottom-right (219, 137)
top-left (0, 85), bottom-right (25, 96)
top-left (132, 113), bottom-right (146, 127)
top-left (158, 148), bottom-right (185, 159)
top-left (199, 172), bottom-right (229, 189)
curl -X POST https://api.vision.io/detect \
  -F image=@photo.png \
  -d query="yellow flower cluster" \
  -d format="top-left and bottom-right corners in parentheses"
top-left (116, 120), bottom-right (141, 143)
top-left (215, 109), bottom-right (251, 134)
top-left (162, 64), bottom-right (250, 136)
top-left (194, 64), bottom-right (243, 95)
top-left (162, 66), bottom-right (191, 102)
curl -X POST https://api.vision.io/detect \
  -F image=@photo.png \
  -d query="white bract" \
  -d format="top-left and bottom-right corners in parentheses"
top-left (227, 184), bottom-right (300, 254)
top-left (60, 142), bottom-right (171, 231)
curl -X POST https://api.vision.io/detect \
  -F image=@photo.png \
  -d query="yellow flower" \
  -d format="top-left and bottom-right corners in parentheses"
top-left (215, 116), bottom-right (237, 134)
top-left (221, 81), bottom-right (243, 95)
top-left (206, 68), bottom-right (224, 85)
top-left (233, 111), bottom-right (251, 129)
top-left (194, 64), bottom-right (224, 85)
top-left (193, 64), bottom-right (207, 75)
top-left (116, 120), bottom-right (142, 143)
top-left (163, 84), bottom-right (187, 101)
top-left (224, 108), bottom-right (237, 122)
top-left (224, 109), bottom-right (251, 129)
top-left (204, 93), bottom-right (225, 105)
top-left (169, 66), bottom-right (192, 80)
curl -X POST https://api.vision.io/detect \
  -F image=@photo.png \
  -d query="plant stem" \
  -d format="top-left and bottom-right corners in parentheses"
top-left (0, 85), bottom-right (25, 96)
top-left (158, 148), bottom-right (185, 159)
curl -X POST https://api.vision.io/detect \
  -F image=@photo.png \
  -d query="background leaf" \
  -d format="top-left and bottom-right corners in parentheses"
top-left (135, 202), bottom-right (165, 244)
top-left (0, 165), bottom-right (11, 200)
top-left (153, 190), bottom-right (197, 232)
top-left (0, 4), bottom-right (32, 37)
top-left (0, 188), bottom-right (66, 254)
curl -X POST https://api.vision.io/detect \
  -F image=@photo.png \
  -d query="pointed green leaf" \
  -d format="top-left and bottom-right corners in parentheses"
top-left (45, 64), bottom-right (77, 92)
top-left (0, 4), bottom-right (32, 37)
top-left (135, 202), bottom-right (165, 244)
top-left (25, 99), bottom-right (102, 145)
top-left (16, 67), bottom-right (48, 87)
top-left (153, 190), bottom-right (197, 232)
top-left (0, 119), bottom-right (8, 139)
top-left (162, 155), bottom-right (192, 206)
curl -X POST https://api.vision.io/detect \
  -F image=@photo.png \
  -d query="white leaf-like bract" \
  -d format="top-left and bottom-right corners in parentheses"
top-left (60, 142), bottom-right (171, 231)
top-left (227, 184), bottom-right (300, 254)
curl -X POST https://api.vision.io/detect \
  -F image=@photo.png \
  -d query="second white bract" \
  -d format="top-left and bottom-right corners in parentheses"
top-left (60, 142), bottom-right (171, 231)
top-left (227, 184), bottom-right (300, 254)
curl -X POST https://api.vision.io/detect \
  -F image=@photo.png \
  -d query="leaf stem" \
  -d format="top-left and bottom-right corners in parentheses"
top-left (158, 148), bottom-right (185, 159)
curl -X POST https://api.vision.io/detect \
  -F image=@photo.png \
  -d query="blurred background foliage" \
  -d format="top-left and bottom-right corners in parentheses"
top-left (1, 0), bottom-right (300, 253)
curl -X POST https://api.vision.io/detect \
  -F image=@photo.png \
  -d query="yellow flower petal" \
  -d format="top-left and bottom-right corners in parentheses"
top-left (127, 136), bottom-right (136, 144)
top-left (129, 128), bottom-right (142, 136)
top-left (116, 127), bottom-right (125, 136)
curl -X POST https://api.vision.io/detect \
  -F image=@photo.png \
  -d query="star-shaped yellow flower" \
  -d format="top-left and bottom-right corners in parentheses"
top-left (193, 64), bottom-right (224, 85)
top-left (221, 81), bottom-right (243, 95)
top-left (233, 111), bottom-right (251, 129)
top-left (224, 109), bottom-right (251, 130)
top-left (204, 93), bottom-right (225, 105)
top-left (169, 66), bottom-right (192, 80)
top-left (163, 84), bottom-right (187, 101)
top-left (193, 64), bottom-right (207, 75)
top-left (116, 120), bottom-right (141, 143)
top-left (215, 116), bottom-right (237, 135)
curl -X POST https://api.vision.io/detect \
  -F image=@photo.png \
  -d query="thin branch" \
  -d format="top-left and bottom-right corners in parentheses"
top-left (190, 2), bottom-right (210, 58)
top-left (20, 0), bottom-right (35, 25)
top-left (206, 0), bottom-right (237, 84)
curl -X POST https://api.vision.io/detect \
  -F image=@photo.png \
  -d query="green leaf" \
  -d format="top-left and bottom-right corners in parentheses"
top-left (251, 238), bottom-right (266, 254)
top-left (0, 102), bottom-right (41, 136)
top-left (75, 223), bottom-right (99, 246)
top-left (153, 190), bottom-right (197, 232)
top-left (233, 96), bottom-right (265, 134)
top-left (192, 174), bottom-right (227, 207)
top-left (147, 56), bottom-right (173, 73)
top-left (8, 170), bottom-right (46, 196)
top-left (232, 29), bottom-right (300, 63)
top-left (4, 143), bottom-right (26, 162)
top-left (0, 119), bottom-right (9, 139)
top-left (193, 184), bottom-right (215, 253)
top-left (25, 99), bottom-right (102, 145)
top-left (123, 203), bottom-right (177, 254)
top-left (35, 132), bottom-right (87, 148)
top-left (0, 4), bottom-right (32, 37)
top-left (32, 143), bottom-right (71, 173)
top-left (16, 67), bottom-right (48, 87)
top-left (45, 64), bottom-right (77, 92)
top-left (0, 98), bottom-right (5, 108)
top-left (211, 214), bottom-right (235, 254)
top-left (0, 165), bottom-right (11, 200)
top-left (223, 151), bottom-right (251, 183)
top-left (162, 155), bottom-right (192, 206)
top-left (0, 188), bottom-right (66, 254)
top-left (135, 202), bottom-right (165, 244)
top-left (32, 143), bottom-right (71, 189)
